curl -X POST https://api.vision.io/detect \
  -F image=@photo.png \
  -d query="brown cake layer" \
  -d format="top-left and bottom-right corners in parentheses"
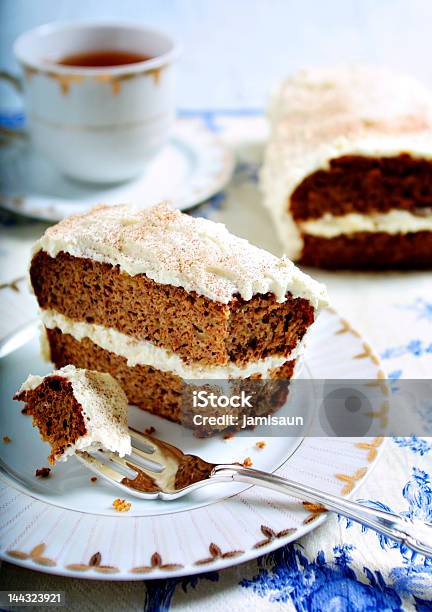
top-left (31, 251), bottom-right (314, 366)
top-left (300, 231), bottom-right (432, 269)
top-left (290, 154), bottom-right (432, 220)
top-left (46, 328), bottom-right (296, 436)
top-left (14, 377), bottom-right (87, 464)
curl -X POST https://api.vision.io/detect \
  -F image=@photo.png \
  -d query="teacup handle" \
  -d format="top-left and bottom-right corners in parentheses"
top-left (0, 70), bottom-right (23, 92)
top-left (0, 70), bottom-right (23, 93)
top-left (0, 71), bottom-right (26, 140)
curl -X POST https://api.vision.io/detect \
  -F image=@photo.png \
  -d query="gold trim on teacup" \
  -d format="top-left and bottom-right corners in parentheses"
top-left (28, 111), bottom-right (170, 132)
top-left (23, 65), bottom-right (37, 81)
top-left (95, 67), bottom-right (163, 94)
top-left (94, 73), bottom-right (121, 95)
top-left (49, 73), bottom-right (84, 95)
top-left (24, 65), bottom-right (85, 94)
top-left (22, 63), bottom-right (166, 95)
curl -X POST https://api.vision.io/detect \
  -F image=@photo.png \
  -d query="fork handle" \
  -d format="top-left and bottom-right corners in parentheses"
top-left (212, 465), bottom-right (432, 556)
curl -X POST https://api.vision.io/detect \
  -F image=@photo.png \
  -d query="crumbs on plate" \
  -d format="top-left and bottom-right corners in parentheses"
top-left (144, 426), bottom-right (156, 435)
top-left (242, 457), bottom-right (253, 467)
top-left (256, 441), bottom-right (266, 449)
top-left (112, 498), bottom-right (131, 512)
top-left (90, 476), bottom-right (98, 483)
top-left (3, 436), bottom-right (11, 444)
top-left (35, 467), bottom-right (51, 478)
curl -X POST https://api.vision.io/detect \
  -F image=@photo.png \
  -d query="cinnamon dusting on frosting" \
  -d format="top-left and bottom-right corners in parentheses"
top-left (34, 202), bottom-right (327, 309)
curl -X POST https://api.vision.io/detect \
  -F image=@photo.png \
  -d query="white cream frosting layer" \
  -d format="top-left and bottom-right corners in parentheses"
top-left (18, 365), bottom-right (131, 460)
top-left (300, 210), bottom-right (432, 238)
top-left (41, 310), bottom-right (305, 379)
top-left (260, 66), bottom-right (432, 259)
top-left (33, 201), bottom-right (327, 310)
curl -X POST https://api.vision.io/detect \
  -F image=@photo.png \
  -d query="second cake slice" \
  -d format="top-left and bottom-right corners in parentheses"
top-left (29, 202), bottom-right (328, 431)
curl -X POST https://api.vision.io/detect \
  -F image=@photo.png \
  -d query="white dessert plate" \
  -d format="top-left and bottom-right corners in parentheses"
top-left (0, 119), bottom-right (234, 221)
top-left (0, 280), bottom-right (387, 580)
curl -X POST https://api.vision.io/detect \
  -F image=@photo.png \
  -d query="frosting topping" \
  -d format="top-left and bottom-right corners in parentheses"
top-left (34, 201), bottom-right (328, 309)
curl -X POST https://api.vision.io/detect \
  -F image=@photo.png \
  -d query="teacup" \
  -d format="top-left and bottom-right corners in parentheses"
top-left (8, 21), bottom-right (179, 183)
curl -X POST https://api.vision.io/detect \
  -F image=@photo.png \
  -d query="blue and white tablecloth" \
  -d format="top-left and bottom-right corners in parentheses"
top-left (0, 112), bottom-right (431, 612)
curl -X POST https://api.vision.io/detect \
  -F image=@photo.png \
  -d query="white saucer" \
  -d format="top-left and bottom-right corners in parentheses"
top-left (0, 119), bottom-right (235, 221)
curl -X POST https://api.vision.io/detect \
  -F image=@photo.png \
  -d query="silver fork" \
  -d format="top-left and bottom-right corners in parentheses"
top-left (76, 428), bottom-right (432, 557)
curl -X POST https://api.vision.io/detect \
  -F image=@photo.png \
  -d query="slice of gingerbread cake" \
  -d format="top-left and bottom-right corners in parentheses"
top-left (14, 365), bottom-right (131, 463)
top-left (29, 202), bottom-right (327, 431)
top-left (261, 66), bottom-right (432, 268)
